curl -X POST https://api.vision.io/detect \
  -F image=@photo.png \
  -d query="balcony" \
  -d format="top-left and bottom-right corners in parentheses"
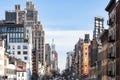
top-left (108, 28), bottom-right (115, 42)
top-left (107, 62), bottom-right (115, 77)
top-left (107, 19), bottom-right (114, 26)
top-left (108, 46), bottom-right (115, 59)
top-left (107, 11), bottom-right (116, 26)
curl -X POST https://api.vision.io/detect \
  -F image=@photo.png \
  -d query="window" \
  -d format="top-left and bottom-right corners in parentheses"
top-left (24, 56), bottom-right (28, 60)
top-left (27, 35), bottom-right (29, 38)
top-left (22, 72), bottom-right (24, 77)
top-left (17, 45), bottom-right (21, 49)
top-left (13, 33), bottom-right (15, 38)
top-left (12, 51), bottom-right (15, 55)
top-left (13, 46), bottom-right (15, 49)
top-left (8, 46), bottom-right (10, 49)
top-left (21, 33), bottom-right (24, 38)
top-left (18, 72), bottom-right (20, 77)
top-left (17, 51), bottom-right (21, 55)
top-left (23, 51), bottom-right (27, 55)
top-left (16, 33), bottom-right (19, 38)
top-left (23, 45), bottom-right (28, 49)
top-left (18, 33), bottom-right (20, 38)
top-left (27, 30), bottom-right (29, 33)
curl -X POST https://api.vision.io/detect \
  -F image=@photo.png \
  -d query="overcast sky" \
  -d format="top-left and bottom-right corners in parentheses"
top-left (0, 0), bottom-right (109, 71)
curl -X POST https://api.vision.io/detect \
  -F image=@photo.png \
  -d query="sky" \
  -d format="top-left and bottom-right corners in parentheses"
top-left (0, 0), bottom-right (109, 71)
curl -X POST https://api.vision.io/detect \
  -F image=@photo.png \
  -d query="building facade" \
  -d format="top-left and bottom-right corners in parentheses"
top-left (66, 51), bottom-right (74, 70)
top-left (31, 49), bottom-right (38, 80)
top-left (93, 16), bottom-right (104, 80)
top-left (105, 0), bottom-right (119, 80)
top-left (89, 39), bottom-right (98, 80)
top-left (93, 17), bottom-right (104, 40)
top-left (0, 40), bottom-right (6, 79)
top-left (74, 38), bottom-right (83, 79)
top-left (100, 30), bottom-right (109, 80)
top-left (82, 34), bottom-right (90, 79)
top-left (45, 43), bottom-right (52, 76)
top-left (0, 23), bottom-right (32, 80)
top-left (5, 1), bottom-right (45, 64)
top-left (51, 40), bottom-right (58, 74)
top-left (1, 1), bottom-right (45, 80)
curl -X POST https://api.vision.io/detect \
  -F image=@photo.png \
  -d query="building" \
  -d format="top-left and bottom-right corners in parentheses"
top-left (89, 39), bottom-right (98, 80)
top-left (65, 51), bottom-right (74, 79)
top-left (5, 2), bottom-right (38, 24)
top-left (0, 40), bottom-right (6, 79)
top-left (92, 16), bottom-right (104, 80)
top-left (2, 1), bottom-right (45, 79)
top-left (82, 34), bottom-right (90, 79)
top-left (8, 56), bottom-right (26, 80)
top-left (16, 58), bottom-right (26, 80)
top-left (66, 51), bottom-right (74, 70)
top-left (51, 51), bottom-right (58, 72)
top-left (0, 39), bottom-right (27, 80)
top-left (6, 56), bottom-right (17, 80)
top-left (105, 0), bottom-right (119, 80)
top-left (0, 23), bottom-right (32, 80)
top-left (5, 0), bottom-right (45, 64)
top-left (32, 21), bottom-right (45, 66)
top-left (74, 38), bottom-right (83, 79)
top-left (93, 17), bottom-right (104, 40)
top-left (100, 30), bottom-right (109, 80)
top-left (31, 49), bottom-right (38, 80)
top-left (51, 40), bottom-right (58, 75)
top-left (45, 43), bottom-right (52, 76)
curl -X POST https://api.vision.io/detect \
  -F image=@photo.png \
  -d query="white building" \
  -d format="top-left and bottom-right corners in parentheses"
top-left (6, 63), bottom-right (16, 80)
top-left (6, 25), bottom-right (32, 80)
top-left (0, 40), bottom-right (5, 79)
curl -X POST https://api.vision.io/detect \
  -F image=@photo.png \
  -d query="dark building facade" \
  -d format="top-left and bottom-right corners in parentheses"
top-left (105, 0), bottom-right (120, 80)
top-left (32, 49), bottom-right (38, 80)
top-left (89, 39), bottom-right (98, 80)
top-left (100, 30), bottom-right (109, 80)
top-left (74, 38), bottom-right (83, 79)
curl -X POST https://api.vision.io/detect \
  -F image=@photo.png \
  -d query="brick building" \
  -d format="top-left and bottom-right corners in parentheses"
top-left (100, 30), bottom-right (109, 80)
top-left (105, 0), bottom-right (120, 80)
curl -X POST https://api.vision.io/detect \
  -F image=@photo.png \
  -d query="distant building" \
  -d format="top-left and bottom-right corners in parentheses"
top-left (74, 38), bottom-right (83, 79)
top-left (82, 34), bottom-right (90, 79)
top-left (89, 39), bottom-right (98, 80)
top-left (93, 17), bottom-right (104, 40)
top-left (92, 16), bottom-right (104, 80)
top-left (31, 49), bottom-right (38, 80)
top-left (51, 51), bottom-right (58, 71)
top-left (84, 34), bottom-right (90, 43)
top-left (100, 30), bottom-right (109, 80)
top-left (66, 51), bottom-right (74, 69)
top-left (51, 40), bottom-right (58, 72)
top-left (45, 43), bottom-right (52, 76)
